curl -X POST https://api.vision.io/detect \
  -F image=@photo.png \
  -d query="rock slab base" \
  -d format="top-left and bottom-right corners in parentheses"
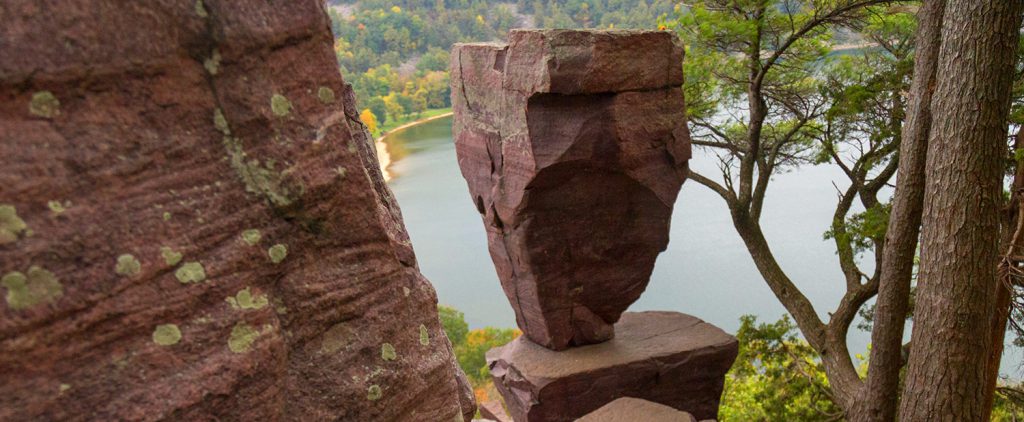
top-left (486, 311), bottom-right (737, 421)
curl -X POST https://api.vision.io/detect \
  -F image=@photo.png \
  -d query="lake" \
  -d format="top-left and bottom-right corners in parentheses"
top-left (382, 115), bottom-right (1022, 377)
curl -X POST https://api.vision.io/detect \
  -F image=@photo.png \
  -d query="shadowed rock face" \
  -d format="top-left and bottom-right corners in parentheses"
top-left (451, 30), bottom-right (691, 350)
top-left (0, 1), bottom-right (472, 420)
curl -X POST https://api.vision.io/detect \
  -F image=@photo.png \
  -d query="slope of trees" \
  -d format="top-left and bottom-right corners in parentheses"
top-left (328, 1), bottom-right (673, 133)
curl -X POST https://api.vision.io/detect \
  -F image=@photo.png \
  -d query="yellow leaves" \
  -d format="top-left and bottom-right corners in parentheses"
top-left (360, 108), bottom-right (379, 135)
top-left (391, 6), bottom-right (401, 13)
top-left (474, 387), bottom-right (489, 403)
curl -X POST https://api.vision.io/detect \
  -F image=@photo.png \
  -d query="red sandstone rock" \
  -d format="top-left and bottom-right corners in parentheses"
top-left (479, 400), bottom-right (513, 422)
top-left (577, 398), bottom-right (697, 422)
top-left (486, 312), bottom-right (738, 421)
top-left (451, 30), bottom-right (691, 350)
top-left (0, 1), bottom-right (471, 420)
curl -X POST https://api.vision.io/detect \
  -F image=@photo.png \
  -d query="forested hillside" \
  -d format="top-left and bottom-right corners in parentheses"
top-left (327, 0), bottom-right (675, 135)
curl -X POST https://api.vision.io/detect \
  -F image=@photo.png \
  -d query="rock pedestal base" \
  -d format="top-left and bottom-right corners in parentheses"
top-left (578, 398), bottom-right (697, 422)
top-left (486, 312), bottom-right (737, 421)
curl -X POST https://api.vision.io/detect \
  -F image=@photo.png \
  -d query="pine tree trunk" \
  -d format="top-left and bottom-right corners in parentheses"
top-left (849, 2), bottom-right (945, 421)
top-left (982, 129), bottom-right (1024, 419)
top-left (898, 1), bottom-right (1024, 420)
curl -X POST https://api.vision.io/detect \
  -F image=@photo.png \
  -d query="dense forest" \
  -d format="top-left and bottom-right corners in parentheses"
top-left (327, 0), bottom-right (674, 135)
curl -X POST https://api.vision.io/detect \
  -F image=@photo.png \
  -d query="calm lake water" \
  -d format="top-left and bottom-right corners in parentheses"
top-left (383, 115), bottom-right (1022, 377)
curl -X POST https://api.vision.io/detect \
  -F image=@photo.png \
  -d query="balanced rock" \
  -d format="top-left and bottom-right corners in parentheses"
top-left (0, 1), bottom-right (471, 421)
top-left (451, 30), bottom-right (691, 350)
top-left (486, 312), bottom-right (738, 421)
top-left (577, 398), bottom-right (697, 422)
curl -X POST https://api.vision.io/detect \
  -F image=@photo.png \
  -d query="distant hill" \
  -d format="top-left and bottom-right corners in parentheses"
top-left (328, 1), bottom-right (675, 128)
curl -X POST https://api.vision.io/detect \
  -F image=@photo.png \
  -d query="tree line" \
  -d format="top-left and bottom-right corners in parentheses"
top-left (328, 0), bottom-right (673, 133)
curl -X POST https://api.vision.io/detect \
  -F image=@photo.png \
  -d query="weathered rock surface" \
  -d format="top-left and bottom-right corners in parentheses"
top-left (0, 1), bottom-right (471, 421)
top-left (577, 398), bottom-right (697, 422)
top-left (451, 30), bottom-right (691, 350)
top-left (486, 312), bottom-right (738, 421)
top-left (479, 400), bottom-right (513, 422)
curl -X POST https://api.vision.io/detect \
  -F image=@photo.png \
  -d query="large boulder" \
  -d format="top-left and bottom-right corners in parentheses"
top-left (486, 312), bottom-right (738, 421)
top-left (0, 1), bottom-right (471, 420)
top-left (577, 398), bottom-right (697, 422)
top-left (451, 30), bottom-right (691, 351)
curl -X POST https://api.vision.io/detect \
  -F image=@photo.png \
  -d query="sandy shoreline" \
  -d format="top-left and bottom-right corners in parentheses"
top-left (377, 111), bottom-right (454, 143)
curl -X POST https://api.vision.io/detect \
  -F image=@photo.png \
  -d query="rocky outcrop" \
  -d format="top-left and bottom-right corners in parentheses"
top-left (0, 1), bottom-right (471, 421)
top-left (577, 398), bottom-right (697, 422)
top-left (451, 30), bottom-right (691, 351)
top-left (486, 312), bottom-right (738, 421)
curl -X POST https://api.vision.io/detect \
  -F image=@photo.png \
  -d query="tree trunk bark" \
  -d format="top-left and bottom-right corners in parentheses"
top-left (850, 1), bottom-right (945, 420)
top-left (981, 129), bottom-right (1024, 419)
top-left (729, 210), bottom-right (862, 408)
top-left (898, 1), bottom-right (1023, 420)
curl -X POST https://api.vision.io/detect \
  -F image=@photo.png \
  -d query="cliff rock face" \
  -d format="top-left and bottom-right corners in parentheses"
top-left (0, 1), bottom-right (472, 420)
top-left (451, 30), bottom-right (691, 350)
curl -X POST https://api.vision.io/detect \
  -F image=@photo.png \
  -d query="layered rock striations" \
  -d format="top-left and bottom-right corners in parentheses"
top-left (0, 1), bottom-right (471, 420)
top-left (451, 30), bottom-right (692, 351)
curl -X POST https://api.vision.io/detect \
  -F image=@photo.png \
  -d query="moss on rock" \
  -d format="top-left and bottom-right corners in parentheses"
top-left (29, 91), bottom-right (60, 118)
top-left (115, 254), bottom-right (141, 277)
top-left (271, 94), bottom-right (292, 117)
top-left (228, 322), bottom-right (260, 353)
top-left (152, 324), bottom-right (182, 346)
top-left (175, 261), bottom-right (206, 283)
top-left (0, 205), bottom-right (28, 244)
top-left (1, 266), bottom-right (63, 310)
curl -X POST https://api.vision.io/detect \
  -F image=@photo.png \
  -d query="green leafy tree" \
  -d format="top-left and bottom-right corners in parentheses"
top-left (438, 305), bottom-right (469, 345)
top-left (666, 2), bottom-right (915, 414)
top-left (720, 315), bottom-right (843, 421)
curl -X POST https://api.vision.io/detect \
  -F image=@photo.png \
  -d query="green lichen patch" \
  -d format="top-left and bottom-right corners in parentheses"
top-left (228, 322), bottom-right (260, 353)
top-left (335, 166), bottom-right (347, 178)
top-left (203, 49), bottom-right (221, 75)
top-left (367, 385), bottom-right (383, 401)
top-left (0, 205), bottom-right (28, 244)
top-left (213, 108), bottom-right (230, 135)
top-left (194, 0), bottom-right (208, 17)
top-left (152, 324), bottom-right (182, 346)
top-left (59, 383), bottom-right (71, 394)
top-left (381, 343), bottom-right (397, 361)
top-left (47, 200), bottom-right (69, 215)
top-left (162, 211), bottom-right (172, 221)
top-left (115, 254), bottom-right (141, 277)
top-left (270, 94), bottom-right (292, 117)
top-left (226, 286), bottom-right (268, 310)
top-left (419, 324), bottom-right (430, 346)
top-left (222, 136), bottom-right (297, 208)
top-left (2, 266), bottom-right (63, 310)
top-left (317, 86), bottom-right (335, 104)
top-left (272, 298), bottom-right (288, 315)
top-left (268, 244), bottom-right (287, 264)
top-left (321, 323), bottom-right (352, 354)
top-left (241, 229), bottom-right (261, 246)
top-left (160, 247), bottom-right (183, 266)
top-left (175, 261), bottom-right (206, 283)
top-left (29, 91), bottom-right (60, 118)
